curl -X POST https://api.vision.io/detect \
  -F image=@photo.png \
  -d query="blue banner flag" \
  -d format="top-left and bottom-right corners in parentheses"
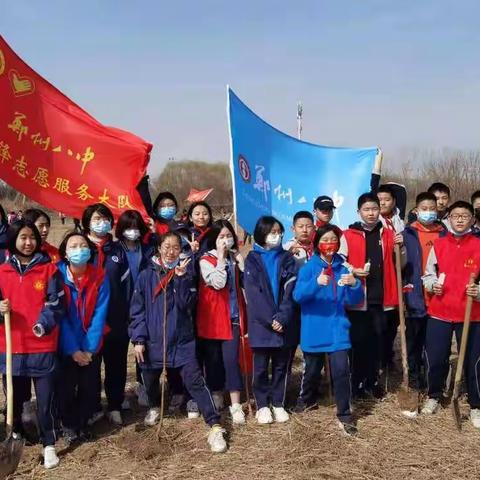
top-left (227, 87), bottom-right (378, 234)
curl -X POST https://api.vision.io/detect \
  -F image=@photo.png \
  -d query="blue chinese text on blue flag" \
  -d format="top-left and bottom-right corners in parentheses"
top-left (228, 88), bottom-right (378, 234)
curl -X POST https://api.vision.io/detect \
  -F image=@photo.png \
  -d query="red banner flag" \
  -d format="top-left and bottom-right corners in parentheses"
top-left (0, 36), bottom-right (152, 218)
top-left (186, 188), bottom-right (214, 203)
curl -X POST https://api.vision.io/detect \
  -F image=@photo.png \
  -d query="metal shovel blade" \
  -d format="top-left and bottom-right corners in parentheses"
top-left (0, 435), bottom-right (24, 479)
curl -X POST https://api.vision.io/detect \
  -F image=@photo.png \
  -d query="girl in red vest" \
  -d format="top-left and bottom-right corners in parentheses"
top-left (24, 209), bottom-right (60, 263)
top-left (56, 232), bottom-right (110, 445)
top-left (196, 220), bottom-right (247, 424)
top-left (0, 220), bottom-right (64, 469)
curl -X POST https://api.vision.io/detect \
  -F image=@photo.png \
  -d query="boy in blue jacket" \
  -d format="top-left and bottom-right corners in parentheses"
top-left (57, 232), bottom-right (110, 444)
top-left (293, 225), bottom-right (363, 435)
top-left (244, 216), bottom-right (298, 425)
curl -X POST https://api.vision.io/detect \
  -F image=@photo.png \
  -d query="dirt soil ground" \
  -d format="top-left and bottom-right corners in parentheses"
top-left (2, 219), bottom-right (479, 480)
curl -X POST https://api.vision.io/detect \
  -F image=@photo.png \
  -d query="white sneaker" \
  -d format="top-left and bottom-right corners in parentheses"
top-left (121, 397), bottom-right (132, 410)
top-left (229, 403), bottom-right (246, 425)
top-left (144, 408), bottom-right (161, 426)
top-left (272, 406), bottom-right (289, 423)
top-left (107, 410), bottom-right (123, 425)
top-left (136, 383), bottom-right (149, 408)
top-left (87, 410), bottom-right (104, 426)
top-left (43, 446), bottom-right (59, 469)
top-left (207, 425), bottom-right (227, 453)
top-left (187, 399), bottom-right (200, 419)
top-left (212, 391), bottom-right (224, 411)
top-left (256, 407), bottom-right (273, 424)
top-left (401, 409), bottom-right (418, 419)
top-left (421, 398), bottom-right (440, 415)
top-left (470, 408), bottom-right (480, 429)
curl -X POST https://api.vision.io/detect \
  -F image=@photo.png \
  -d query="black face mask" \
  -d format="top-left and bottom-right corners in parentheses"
top-left (475, 208), bottom-right (480, 222)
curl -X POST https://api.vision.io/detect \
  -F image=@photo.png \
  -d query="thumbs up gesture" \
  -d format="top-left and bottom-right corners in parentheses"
top-left (317, 269), bottom-right (330, 286)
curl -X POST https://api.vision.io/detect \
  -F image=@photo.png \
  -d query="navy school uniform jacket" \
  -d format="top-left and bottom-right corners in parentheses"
top-left (244, 248), bottom-right (299, 348)
top-left (128, 258), bottom-right (197, 369)
top-left (91, 235), bottom-right (130, 335)
top-left (293, 254), bottom-right (364, 353)
top-left (403, 224), bottom-right (447, 318)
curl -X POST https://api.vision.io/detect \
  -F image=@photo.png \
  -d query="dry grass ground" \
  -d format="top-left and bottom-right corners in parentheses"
top-left (2, 219), bottom-right (479, 480)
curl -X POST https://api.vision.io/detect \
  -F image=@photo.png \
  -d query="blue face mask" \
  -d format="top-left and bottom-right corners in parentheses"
top-left (418, 211), bottom-right (437, 225)
top-left (67, 247), bottom-right (91, 265)
top-left (91, 220), bottom-right (111, 236)
top-left (164, 257), bottom-right (180, 270)
top-left (159, 206), bottom-right (176, 220)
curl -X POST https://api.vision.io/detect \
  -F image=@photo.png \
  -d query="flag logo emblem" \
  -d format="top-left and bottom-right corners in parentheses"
top-left (238, 155), bottom-right (250, 182)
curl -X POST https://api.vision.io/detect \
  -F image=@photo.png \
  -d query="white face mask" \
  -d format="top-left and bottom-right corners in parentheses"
top-left (123, 229), bottom-right (141, 241)
top-left (224, 237), bottom-right (235, 250)
top-left (265, 233), bottom-right (282, 248)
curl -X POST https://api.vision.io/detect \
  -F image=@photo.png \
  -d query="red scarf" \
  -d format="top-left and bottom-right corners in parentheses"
top-left (153, 259), bottom-right (176, 299)
top-left (322, 259), bottom-right (337, 299)
top-left (155, 221), bottom-right (170, 236)
top-left (193, 226), bottom-right (211, 244)
top-left (92, 237), bottom-right (108, 270)
top-left (64, 264), bottom-right (106, 332)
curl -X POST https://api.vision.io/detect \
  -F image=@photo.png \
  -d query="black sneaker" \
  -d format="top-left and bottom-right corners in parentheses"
top-left (77, 428), bottom-right (95, 443)
top-left (62, 428), bottom-right (78, 447)
top-left (367, 383), bottom-right (386, 400)
top-left (338, 421), bottom-right (358, 436)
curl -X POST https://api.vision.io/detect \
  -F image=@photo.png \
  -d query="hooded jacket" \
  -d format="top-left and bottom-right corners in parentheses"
top-left (293, 253), bottom-right (364, 353)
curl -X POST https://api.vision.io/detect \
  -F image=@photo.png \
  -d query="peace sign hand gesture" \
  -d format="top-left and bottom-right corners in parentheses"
top-left (175, 257), bottom-right (191, 277)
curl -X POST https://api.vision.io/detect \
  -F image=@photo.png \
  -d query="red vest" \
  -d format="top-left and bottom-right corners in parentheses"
top-left (342, 227), bottom-right (398, 309)
top-left (0, 261), bottom-right (59, 353)
top-left (428, 234), bottom-right (480, 322)
top-left (42, 242), bottom-right (60, 263)
top-left (196, 255), bottom-right (247, 340)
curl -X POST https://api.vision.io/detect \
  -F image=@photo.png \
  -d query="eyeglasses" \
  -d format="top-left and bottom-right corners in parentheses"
top-left (449, 214), bottom-right (472, 221)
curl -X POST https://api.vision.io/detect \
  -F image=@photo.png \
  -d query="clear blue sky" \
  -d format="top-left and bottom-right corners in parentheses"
top-left (2, 0), bottom-right (479, 175)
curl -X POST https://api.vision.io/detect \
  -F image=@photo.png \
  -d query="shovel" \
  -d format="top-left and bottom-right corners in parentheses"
top-left (451, 272), bottom-right (476, 431)
top-left (0, 310), bottom-right (24, 479)
top-left (394, 245), bottom-right (419, 415)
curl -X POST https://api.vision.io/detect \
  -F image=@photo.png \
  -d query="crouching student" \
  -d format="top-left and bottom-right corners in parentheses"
top-left (403, 193), bottom-right (445, 390)
top-left (0, 221), bottom-right (64, 469)
top-left (57, 232), bottom-right (110, 444)
top-left (196, 220), bottom-right (247, 425)
top-left (293, 225), bottom-right (363, 434)
top-left (244, 216), bottom-right (298, 424)
top-left (129, 232), bottom-right (227, 453)
top-left (421, 201), bottom-right (480, 428)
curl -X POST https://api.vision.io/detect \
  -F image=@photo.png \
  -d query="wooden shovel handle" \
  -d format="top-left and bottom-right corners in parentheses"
top-left (4, 311), bottom-right (13, 433)
top-left (453, 273), bottom-right (476, 394)
top-left (394, 244), bottom-right (409, 388)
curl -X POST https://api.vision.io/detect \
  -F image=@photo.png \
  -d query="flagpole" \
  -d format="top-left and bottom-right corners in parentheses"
top-left (297, 101), bottom-right (303, 140)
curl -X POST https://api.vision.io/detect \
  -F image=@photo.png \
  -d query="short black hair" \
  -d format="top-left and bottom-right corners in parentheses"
top-left (357, 192), bottom-right (380, 210)
top-left (115, 209), bottom-right (149, 240)
top-left (24, 208), bottom-right (51, 226)
top-left (206, 220), bottom-right (239, 251)
top-left (253, 216), bottom-right (284, 246)
top-left (428, 182), bottom-right (450, 197)
top-left (471, 190), bottom-right (480, 205)
top-left (187, 201), bottom-right (213, 228)
top-left (0, 204), bottom-right (7, 226)
top-left (6, 220), bottom-right (42, 256)
top-left (448, 201), bottom-right (474, 216)
top-left (81, 203), bottom-right (114, 234)
top-left (152, 191), bottom-right (178, 216)
top-left (377, 184), bottom-right (396, 201)
top-left (312, 224), bottom-right (341, 254)
top-left (416, 192), bottom-right (437, 206)
top-left (58, 231), bottom-right (96, 263)
top-left (293, 211), bottom-right (314, 224)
